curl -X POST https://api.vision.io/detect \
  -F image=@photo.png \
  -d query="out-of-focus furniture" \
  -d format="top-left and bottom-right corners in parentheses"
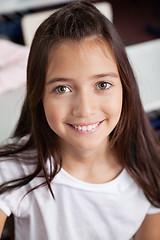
top-left (0, 0), bottom-right (73, 14)
top-left (126, 39), bottom-right (160, 112)
top-left (0, 85), bottom-right (26, 143)
top-left (21, 1), bottom-right (113, 46)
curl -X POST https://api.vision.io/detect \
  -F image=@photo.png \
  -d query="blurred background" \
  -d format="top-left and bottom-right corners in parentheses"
top-left (112, 0), bottom-right (160, 45)
top-left (0, 0), bottom-right (160, 45)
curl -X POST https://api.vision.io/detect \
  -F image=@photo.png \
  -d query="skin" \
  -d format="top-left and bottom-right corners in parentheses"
top-left (0, 209), bottom-right (7, 237)
top-left (43, 38), bottom-right (123, 183)
top-left (134, 213), bottom-right (160, 239)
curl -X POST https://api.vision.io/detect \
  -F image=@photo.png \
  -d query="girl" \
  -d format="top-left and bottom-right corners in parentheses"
top-left (0, 1), bottom-right (160, 239)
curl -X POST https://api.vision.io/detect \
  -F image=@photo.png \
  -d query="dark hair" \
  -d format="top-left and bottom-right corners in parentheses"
top-left (0, 0), bottom-right (160, 206)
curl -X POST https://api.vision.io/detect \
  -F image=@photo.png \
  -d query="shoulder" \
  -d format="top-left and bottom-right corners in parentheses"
top-left (0, 135), bottom-right (37, 176)
top-left (0, 136), bottom-right (38, 217)
top-left (0, 135), bottom-right (38, 188)
top-left (116, 170), bottom-right (160, 238)
top-left (118, 170), bottom-right (160, 215)
top-left (0, 154), bottom-right (36, 184)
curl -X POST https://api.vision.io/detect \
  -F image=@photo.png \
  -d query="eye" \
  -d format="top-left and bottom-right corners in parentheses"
top-left (96, 82), bottom-right (111, 90)
top-left (55, 85), bottom-right (71, 94)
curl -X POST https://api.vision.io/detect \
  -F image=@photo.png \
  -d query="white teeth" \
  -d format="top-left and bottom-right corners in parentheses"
top-left (82, 126), bottom-right (87, 131)
top-left (73, 122), bottom-right (100, 131)
top-left (87, 125), bottom-right (92, 131)
top-left (78, 126), bottom-right (82, 131)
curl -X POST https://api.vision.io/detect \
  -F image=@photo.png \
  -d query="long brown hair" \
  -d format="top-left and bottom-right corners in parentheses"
top-left (0, 0), bottom-right (160, 206)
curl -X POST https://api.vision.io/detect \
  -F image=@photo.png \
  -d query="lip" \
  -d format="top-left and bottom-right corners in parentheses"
top-left (67, 120), bottom-right (104, 135)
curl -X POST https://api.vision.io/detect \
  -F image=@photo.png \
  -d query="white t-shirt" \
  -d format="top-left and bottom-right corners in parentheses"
top-left (0, 152), bottom-right (160, 240)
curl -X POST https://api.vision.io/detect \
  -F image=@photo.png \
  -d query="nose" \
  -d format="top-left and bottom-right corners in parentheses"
top-left (72, 91), bottom-right (97, 117)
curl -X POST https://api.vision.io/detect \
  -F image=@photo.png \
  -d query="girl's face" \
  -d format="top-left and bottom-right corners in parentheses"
top-left (43, 38), bottom-right (123, 153)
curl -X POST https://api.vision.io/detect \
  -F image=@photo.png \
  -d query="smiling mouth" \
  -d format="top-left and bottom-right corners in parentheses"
top-left (69, 121), bottom-right (104, 132)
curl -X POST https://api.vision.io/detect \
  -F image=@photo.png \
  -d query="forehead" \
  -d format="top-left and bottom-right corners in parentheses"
top-left (45, 37), bottom-right (119, 83)
top-left (48, 36), bottom-right (116, 65)
top-left (45, 36), bottom-right (121, 91)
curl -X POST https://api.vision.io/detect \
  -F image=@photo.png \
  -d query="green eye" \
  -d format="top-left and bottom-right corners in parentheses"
top-left (55, 86), bottom-right (70, 93)
top-left (97, 82), bottom-right (111, 90)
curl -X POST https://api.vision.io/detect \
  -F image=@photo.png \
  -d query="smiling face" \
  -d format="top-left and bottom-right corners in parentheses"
top-left (43, 38), bottom-right (123, 154)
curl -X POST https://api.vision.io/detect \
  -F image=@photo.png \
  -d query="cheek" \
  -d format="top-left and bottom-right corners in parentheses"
top-left (43, 100), bottom-right (65, 128)
top-left (103, 90), bottom-right (123, 120)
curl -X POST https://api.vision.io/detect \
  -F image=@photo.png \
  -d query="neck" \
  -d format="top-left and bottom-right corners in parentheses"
top-left (60, 142), bottom-right (122, 183)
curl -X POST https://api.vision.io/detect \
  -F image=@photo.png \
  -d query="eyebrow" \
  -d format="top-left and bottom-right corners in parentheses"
top-left (46, 72), bottom-right (119, 85)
